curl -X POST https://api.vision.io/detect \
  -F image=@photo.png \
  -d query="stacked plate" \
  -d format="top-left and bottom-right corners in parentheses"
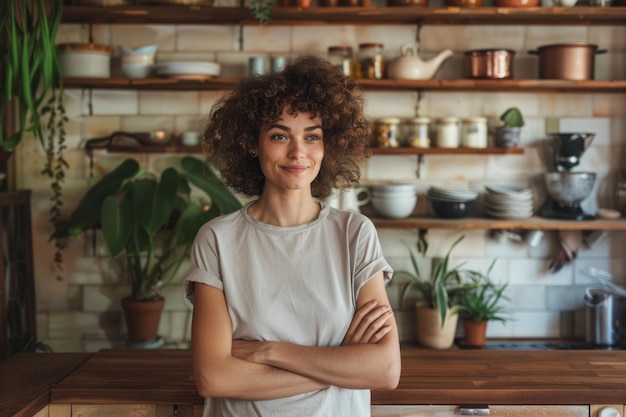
top-left (154, 61), bottom-right (221, 80)
top-left (483, 185), bottom-right (534, 219)
top-left (427, 186), bottom-right (479, 219)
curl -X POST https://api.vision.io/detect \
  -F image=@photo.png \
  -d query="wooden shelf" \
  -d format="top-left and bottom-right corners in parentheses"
top-left (95, 144), bottom-right (521, 155)
top-left (61, 6), bottom-right (626, 25)
top-left (370, 215), bottom-right (626, 230)
top-left (62, 77), bottom-right (626, 93)
top-left (371, 147), bottom-right (523, 155)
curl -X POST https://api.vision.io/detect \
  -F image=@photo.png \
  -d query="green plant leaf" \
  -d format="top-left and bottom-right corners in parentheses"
top-left (180, 156), bottom-right (242, 214)
top-left (51, 158), bottom-right (141, 239)
top-left (500, 107), bottom-right (525, 128)
top-left (100, 196), bottom-right (133, 258)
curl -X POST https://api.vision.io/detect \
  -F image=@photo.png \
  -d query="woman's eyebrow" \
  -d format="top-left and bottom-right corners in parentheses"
top-left (267, 124), bottom-right (323, 132)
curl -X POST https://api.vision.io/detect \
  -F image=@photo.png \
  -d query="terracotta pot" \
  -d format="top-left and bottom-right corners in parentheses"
top-left (463, 319), bottom-right (488, 347)
top-left (415, 305), bottom-right (459, 349)
top-left (122, 297), bottom-right (165, 344)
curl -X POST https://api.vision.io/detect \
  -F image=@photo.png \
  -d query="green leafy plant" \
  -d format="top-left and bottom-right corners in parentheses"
top-left (399, 235), bottom-right (477, 327)
top-left (1, 0), bottom-right (67, 276)
top-left (500, 107), bottom-right (525, 128)
top-left (249, 0), bottom-right (275, 25)
top-left (52, 156), bottom-right (242, 301)
top-left (458, 263), bottom-right (510, 324)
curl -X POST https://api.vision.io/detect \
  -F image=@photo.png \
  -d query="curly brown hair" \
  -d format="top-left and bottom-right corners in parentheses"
top-left (202, 54), bottom-right (371, 199)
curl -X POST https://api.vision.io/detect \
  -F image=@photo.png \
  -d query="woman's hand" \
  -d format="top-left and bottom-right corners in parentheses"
top-left (342, 300), bottom-right (393, 346)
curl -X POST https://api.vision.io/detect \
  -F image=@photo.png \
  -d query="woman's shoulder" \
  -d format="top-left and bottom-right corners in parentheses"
top-left (325, 205), bottom-right (376, 231)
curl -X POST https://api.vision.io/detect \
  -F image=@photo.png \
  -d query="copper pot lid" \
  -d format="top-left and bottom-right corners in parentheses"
top-left (465, 49), bottom-right (516, 55)
top-left (57, 43), bottom-right (113, 54)
top-left (536, 43), bottom-right (598, 50)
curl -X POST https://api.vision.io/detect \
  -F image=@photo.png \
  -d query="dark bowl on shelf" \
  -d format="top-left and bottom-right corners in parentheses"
top-left (429, 197), bottom-right (475, 219)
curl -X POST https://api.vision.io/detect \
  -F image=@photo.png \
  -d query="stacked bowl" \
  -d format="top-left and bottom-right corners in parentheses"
top-left (483, 185), bottom-right (534, 219)
top-left (120, 45), bottom-right (157, 79)
top-left (370, 183), bottom-right (418, 219)
top-left (427, 185), bottom-right (478, 219)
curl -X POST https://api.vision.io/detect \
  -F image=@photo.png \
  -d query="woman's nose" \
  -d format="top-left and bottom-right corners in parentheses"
top-left (287, 138), bottom-right (304, 159)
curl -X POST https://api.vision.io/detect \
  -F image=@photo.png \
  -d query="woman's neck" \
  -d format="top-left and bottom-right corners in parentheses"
top-left (248, 192), bottom-right (321, 227)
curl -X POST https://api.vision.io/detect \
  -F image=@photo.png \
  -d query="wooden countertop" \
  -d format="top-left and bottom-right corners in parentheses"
top-left (44, 348), bottom-right (626, 407)
top-left (4, 347), bottom-right (626, 415)
top-left (0, 352), bottom-right (90, 417)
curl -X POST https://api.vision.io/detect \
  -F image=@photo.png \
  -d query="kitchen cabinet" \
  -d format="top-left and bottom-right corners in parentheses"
top-left (60, 5), bottom-right (626, 232)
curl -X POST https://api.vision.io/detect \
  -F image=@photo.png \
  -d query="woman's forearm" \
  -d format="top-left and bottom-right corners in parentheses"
top-left (258, 333), bottom-right (400, 390)
top-left (194, 353), bottom-right (328, 400)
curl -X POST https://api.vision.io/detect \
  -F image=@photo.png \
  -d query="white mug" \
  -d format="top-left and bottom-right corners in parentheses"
top-left (326, 187), bottom-right (371, 212)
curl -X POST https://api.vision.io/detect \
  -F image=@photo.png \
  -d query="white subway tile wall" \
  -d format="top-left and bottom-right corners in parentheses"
top-left (19, 21), bottom-right (626, 351)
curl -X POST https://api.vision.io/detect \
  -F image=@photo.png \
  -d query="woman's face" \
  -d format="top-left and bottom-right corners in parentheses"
top-left (257, 107), bottom-right (324, 196)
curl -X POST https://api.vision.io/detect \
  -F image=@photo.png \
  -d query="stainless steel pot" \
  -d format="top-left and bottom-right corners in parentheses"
top-left (465, 49), bottom-right (515, 79)
top-left (529, 43), bottom-right (607, 80)
top-left (585, 287), bottom-right (626, 346)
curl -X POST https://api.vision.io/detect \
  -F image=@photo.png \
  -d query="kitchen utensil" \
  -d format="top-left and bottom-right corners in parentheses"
top-left (539, 133), bottom-right (597, 220)
top-left (57, 43), bottom-right (112, 78)
top-left (465, 49), bottom-right (515, 79)
top-left (494, 0), bottom-right (539, 6)
top-left (581, 267), bottom-right (626, 297)
top-left (387, 43), bottom-right (453, 80)
top-left (585, 286), bottom-right (626, 346)
top-left (529, 43), bottom-right (607, 80)
top-left (326, 187), bottom-right (371, 213)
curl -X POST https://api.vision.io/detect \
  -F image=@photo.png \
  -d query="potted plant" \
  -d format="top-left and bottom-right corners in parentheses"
top-left (458, 264), bottom-right (510, 348)
top-left (52, 156), bottom-right (242, 344)
top-left (495, 106), bottom-right (524, 148)
top-left (398, 235), bottom-right (477, 349)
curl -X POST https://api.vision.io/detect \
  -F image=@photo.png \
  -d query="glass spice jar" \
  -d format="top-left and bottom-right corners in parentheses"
top-left (374, 117), bottom-right (401, 148)
top-left (327, 46), bottom-right (356, 77)
top-left (358, 42), bottom-right (384, 79)
top-left (461, 117), bottom-right (488, 148)
top-left (435, 117), bottom-right (460, 148)
top-left (403, 117), bottom-right (431, 148)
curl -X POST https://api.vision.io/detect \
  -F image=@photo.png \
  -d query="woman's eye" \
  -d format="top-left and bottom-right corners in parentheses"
top-left (307, 134), bottom-right (321, 142)
top-left (270, 134), bottom-right (287, 141)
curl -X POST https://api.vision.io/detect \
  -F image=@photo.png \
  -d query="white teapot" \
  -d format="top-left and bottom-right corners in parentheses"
top-left (387, 43), bottom-right (453, 80)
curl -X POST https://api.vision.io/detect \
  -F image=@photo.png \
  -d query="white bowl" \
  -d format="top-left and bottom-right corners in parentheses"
top-left (372, 196), bottom-right (417, 219)
top-left (121, 54), bottom-right (155, 64)
top-left (122, 62), bottom-right (153, 79)
top-left (120, 45), bottom-right (158, 56)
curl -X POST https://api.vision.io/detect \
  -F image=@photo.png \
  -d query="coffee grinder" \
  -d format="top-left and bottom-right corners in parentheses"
top-left (539, 132), bottom-right (596, 220)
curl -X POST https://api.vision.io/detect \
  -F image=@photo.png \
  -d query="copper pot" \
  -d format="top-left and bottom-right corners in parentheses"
top-left (529, 43), bottom-right (607, 80)
top-left (465, 49), bottom-right (515, 79)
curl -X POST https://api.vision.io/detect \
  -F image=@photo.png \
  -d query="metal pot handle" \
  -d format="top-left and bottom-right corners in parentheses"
top-left (528, 50), bottom-right (539, 55)
top-left (595, 49), bottom-right (608, 55)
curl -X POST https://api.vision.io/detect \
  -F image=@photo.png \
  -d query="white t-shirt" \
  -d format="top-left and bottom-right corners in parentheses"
top-left (185, 201), bottom-right (393, 417)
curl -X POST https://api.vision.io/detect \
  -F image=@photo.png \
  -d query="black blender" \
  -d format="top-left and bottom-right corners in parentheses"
top-left (539, 133), bottom-right (596, 220)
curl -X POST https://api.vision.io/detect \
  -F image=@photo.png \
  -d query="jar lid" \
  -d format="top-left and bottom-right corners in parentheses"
top-left (359, 42), bottom-right (384, 49)
top-left (437, 117), bottom-right (459, 123)
top-left (462, 117), bottom-right (487, 123)
top-left (328, 45), bottom-right (353, 52)
top-left (376, 117), bottom-right (401, 124)
top-left (406, 117), bottom-right (431, 124)
top-left (57, 43), bottom-right (113, 54)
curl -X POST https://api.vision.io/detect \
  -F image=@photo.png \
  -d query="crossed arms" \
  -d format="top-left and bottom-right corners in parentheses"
top-left (191, 271), bottom-right (401, 400)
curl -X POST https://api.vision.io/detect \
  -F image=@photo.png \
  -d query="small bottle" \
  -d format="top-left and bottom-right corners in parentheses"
top-left (461, 117), bottom-right (488, 148)
top-left (403, 117), bottom-right (431, 148)
top-left (435, 117), bottom-right (460, 148)
top-left (374, 117), bottom-right (401, 148)
top-left (327, 46), bottom-right (356, 77)
top-left (358, 43), bottom-right (384, 79)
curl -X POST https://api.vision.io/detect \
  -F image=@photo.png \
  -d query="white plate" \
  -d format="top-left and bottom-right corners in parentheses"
top-left (155, 61), bottom-right (221, 77)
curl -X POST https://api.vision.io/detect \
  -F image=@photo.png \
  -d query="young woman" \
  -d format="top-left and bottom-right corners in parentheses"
top-left (185, 54), bottom-right (401, 417)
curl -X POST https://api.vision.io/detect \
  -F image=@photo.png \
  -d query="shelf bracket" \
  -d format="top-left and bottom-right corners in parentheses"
top-left (416, 154), bottom-right (424, 179)
top-left (415, 20), bottom-right (423, 53)
top-left (415, 89), bottom-right (425, 117)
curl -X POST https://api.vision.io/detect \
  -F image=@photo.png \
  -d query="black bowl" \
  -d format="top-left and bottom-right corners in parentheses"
top-left (429, 197), bottom-right (474, 219)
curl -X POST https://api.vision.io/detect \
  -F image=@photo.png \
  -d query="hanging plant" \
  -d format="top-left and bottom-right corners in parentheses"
top-left (249, 0), bottom-right (275, 25)
top-left (1, 0), bottom-right (67, 279)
